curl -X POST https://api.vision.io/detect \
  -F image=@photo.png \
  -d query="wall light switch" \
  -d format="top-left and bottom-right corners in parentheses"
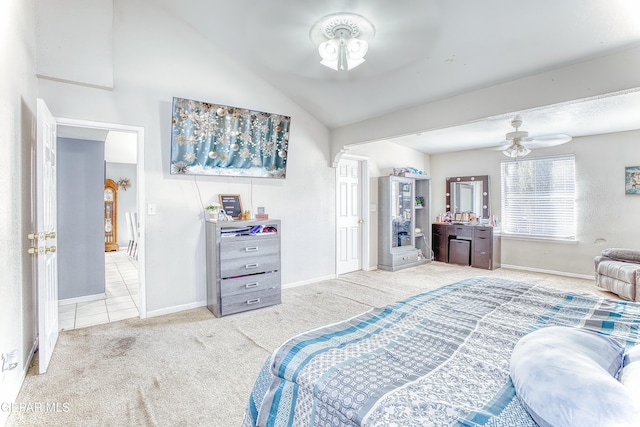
top-left (147, 204), bottom-right (157, 215)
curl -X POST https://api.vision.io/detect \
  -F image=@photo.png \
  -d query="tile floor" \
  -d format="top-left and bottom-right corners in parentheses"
top-left (58, 250), bottom-right (139, 331)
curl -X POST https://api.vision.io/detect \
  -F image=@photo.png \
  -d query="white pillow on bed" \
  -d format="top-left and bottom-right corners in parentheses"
top-left (620, 345), bottom-right (640, 396)
top-left (510, 326), bottom-right (640, 427)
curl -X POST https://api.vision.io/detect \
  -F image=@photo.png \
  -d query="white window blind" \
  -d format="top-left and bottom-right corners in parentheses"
top-left (500, 154), bottom-right (576, 240)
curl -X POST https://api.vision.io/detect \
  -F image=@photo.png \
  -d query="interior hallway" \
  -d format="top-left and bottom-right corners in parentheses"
top-left (58, 250), bottom-right (139, 331)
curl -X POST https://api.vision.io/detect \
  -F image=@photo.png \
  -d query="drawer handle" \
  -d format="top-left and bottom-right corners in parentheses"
top-left (246, 298), bottom-right (261, 305)
top-left (245, 246), bottom-right (259, 252)
top-left (245, 282), bottom-right (259, 289)
top-left (245, 263), bottom-right (259, 269)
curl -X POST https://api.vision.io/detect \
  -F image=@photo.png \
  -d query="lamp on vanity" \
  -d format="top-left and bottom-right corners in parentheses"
top-left (310, 13), bottom-right (375, 71)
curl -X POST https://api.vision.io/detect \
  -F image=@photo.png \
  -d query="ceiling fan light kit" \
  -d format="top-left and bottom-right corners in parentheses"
top-left (310, 13), bottom-right (375, 71)
top-left (500, 117), bottom-right (571, 159)
top-left (503, 143), bottom-right (531, 158)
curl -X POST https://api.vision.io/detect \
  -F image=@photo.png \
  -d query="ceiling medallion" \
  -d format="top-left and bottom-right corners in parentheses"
top-left (310, 13), bottom-right (375, 72)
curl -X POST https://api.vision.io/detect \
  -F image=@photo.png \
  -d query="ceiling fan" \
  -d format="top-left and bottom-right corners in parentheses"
top-left (498, 117), bottom-right (572, 158)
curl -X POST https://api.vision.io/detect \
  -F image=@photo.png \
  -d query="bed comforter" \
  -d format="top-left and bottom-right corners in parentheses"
top-left (242, 277), bottom-right (640, 426)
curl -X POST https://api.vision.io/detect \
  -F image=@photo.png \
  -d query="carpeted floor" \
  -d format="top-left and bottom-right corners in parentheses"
top-left (7, 263), bottom-right (617, 426)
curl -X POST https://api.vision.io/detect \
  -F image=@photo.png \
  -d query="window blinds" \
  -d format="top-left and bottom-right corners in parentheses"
top-left (500, 154), bottom-right (576, 240)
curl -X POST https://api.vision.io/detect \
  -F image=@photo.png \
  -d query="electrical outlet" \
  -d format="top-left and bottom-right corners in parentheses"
top-left (2, 350), bottom-right (18, 372)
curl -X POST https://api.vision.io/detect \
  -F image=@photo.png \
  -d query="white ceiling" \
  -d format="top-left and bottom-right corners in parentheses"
top-left (157, 2), bottom-right (640, 117)
top-left (392, 88), bottom-right (640, 153)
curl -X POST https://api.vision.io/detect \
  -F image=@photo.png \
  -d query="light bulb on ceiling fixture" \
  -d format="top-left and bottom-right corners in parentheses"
top-left (502, 141), bottom-right (531, 158)
top-left (311, 13), bottom-right (375, 72)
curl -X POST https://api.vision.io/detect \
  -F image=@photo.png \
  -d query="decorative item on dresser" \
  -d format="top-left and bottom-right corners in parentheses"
top-left (432, 223), bottom-right (501, 270)
top-left (205, 219), bottom-right (281, 317)
top-left (378, 173), bottom-right (431, 271)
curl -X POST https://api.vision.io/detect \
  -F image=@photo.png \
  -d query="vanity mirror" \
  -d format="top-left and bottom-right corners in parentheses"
top-left (445, 175), bottom-right (489, 219)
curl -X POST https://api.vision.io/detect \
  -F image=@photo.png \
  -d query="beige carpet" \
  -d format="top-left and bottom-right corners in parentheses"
top-left (7, 263), bottom-right (617, 426)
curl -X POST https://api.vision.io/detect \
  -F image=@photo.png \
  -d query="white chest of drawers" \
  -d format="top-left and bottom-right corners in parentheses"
top-left (206, 219), bottom-right (281, 317)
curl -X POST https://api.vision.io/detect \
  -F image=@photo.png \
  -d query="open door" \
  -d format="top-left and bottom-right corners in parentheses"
top-left (32, 99), bottom-right (59, 373)
top-left (336, 157), bottom-right (363, 274)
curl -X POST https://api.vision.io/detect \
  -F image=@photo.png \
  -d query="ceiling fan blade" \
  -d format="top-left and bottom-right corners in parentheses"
top-left (523, 133), bottom-right (572, 148)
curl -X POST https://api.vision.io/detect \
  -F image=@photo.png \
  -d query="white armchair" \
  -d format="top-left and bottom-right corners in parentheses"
top-left (594, 249), bottom-right (640, 301)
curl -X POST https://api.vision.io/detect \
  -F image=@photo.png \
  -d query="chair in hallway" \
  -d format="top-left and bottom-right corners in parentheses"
top-left (125, 212), bottom-right (138, 258)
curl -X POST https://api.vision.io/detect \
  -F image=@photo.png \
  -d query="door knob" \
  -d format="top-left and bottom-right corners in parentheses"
top-left (358, 219), bottom-right (364, 224)
top-left (27, 247), bottom-right (39, 255)
top-left (45, 246), bottom-right (57, 253)
top-left (45, 232), bottom-right (56, 239)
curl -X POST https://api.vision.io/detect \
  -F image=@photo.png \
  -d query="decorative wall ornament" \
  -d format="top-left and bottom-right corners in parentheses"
top-left (170, 97), bottom-right (291, 179)
top-left (116, 177), bottom-right (131, 191)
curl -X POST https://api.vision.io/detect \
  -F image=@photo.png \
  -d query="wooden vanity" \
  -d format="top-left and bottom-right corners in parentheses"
top-left (432, 223), bottom-right (501, 270)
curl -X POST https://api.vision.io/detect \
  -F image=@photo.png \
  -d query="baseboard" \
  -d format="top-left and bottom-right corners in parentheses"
top-left (58, 293), bottom-right (106, 306)
top-left (145, 300), bottom-right (207, 318)
top-left (282, 274), bottom-right (337, 289)
top-left (500, 264), bottom-right (593, 281)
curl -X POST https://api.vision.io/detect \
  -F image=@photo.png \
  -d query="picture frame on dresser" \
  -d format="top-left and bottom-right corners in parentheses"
top-left (219, 194), bottom-right (243, 219)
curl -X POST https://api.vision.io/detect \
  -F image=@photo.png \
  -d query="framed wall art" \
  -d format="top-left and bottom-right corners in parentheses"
top-left (170, 97), bottom-right (291, 179)
top-left (625, 166), bottom-right (640, 195)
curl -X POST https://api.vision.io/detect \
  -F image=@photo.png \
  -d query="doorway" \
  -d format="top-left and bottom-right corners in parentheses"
top-left (336, 155), bottom-right (369, 275)
top-left (55, 118), bottom-right (146, 321)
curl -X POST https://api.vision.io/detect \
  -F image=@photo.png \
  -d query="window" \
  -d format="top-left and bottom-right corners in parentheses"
top-left (500, 154), bottom-right (575, 241)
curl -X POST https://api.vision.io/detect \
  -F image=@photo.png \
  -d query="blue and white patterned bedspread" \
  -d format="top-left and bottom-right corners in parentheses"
top-left (241, 277), bottom-right (640, 426)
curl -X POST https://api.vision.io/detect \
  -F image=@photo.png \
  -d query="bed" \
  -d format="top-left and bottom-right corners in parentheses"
top-left (241, 277), bottom-right (640, 426)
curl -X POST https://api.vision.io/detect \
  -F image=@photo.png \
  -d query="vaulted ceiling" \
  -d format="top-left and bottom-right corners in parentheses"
top-left (156, 0), bottom-right (640, 152)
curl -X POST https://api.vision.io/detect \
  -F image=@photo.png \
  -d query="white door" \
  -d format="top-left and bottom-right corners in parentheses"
top-left (336, 158), bottom-right (362, 274)
top-left (34, 99), bottom-right (59, 374)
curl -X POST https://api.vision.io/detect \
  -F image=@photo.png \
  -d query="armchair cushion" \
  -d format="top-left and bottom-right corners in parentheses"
top-left (601, 248), bottom-right (640, 263)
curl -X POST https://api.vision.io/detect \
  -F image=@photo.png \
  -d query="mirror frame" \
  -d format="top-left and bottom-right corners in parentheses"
top-left (445, 175), bottom-right (489, 219)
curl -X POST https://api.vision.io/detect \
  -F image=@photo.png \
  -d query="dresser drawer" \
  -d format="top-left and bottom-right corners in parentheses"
top-left (474, 236), bottom-right (491, 253)
top-left (472, 252), bottom-right (492, 270)
top-left (220, 271), bottom-right (281, 297)
top-left (451, 226), bottom-right (473, 238)
top-left (474, 228), bottom-right (493, 239)
top-left (220, 236), bottom-right (279, 261)
top-left (220, 254), bottom-right (279, 278)
top-left (220, 288), bottom-right (281, 316)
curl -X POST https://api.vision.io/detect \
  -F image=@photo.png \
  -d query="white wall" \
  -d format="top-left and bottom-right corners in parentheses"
top-left (36, 0), bottom-right (113, 88)
top-left (0, 0), bottom-right (37, 422)
top-left (346, 142), bottom-right (430, 269)
top-left (430, 129), bottom-right (640, 277)
top-left (37, 0), bottom-right (335, 315)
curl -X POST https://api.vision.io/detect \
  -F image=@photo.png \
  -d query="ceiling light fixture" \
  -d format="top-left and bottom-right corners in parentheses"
top-left (502, 118), bottom-right (532, 158)
top-left (310, 13), bottom-right (375, 71)
top-left (502, 141), bottom-right (531, 158)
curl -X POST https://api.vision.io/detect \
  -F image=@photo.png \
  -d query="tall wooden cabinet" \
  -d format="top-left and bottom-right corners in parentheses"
top-left (206, 219), bottom-right (282, 317)
top-left (104, 178), bottom-right (119, 252)
top-left (378, 174), bottom-right (431, 271)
